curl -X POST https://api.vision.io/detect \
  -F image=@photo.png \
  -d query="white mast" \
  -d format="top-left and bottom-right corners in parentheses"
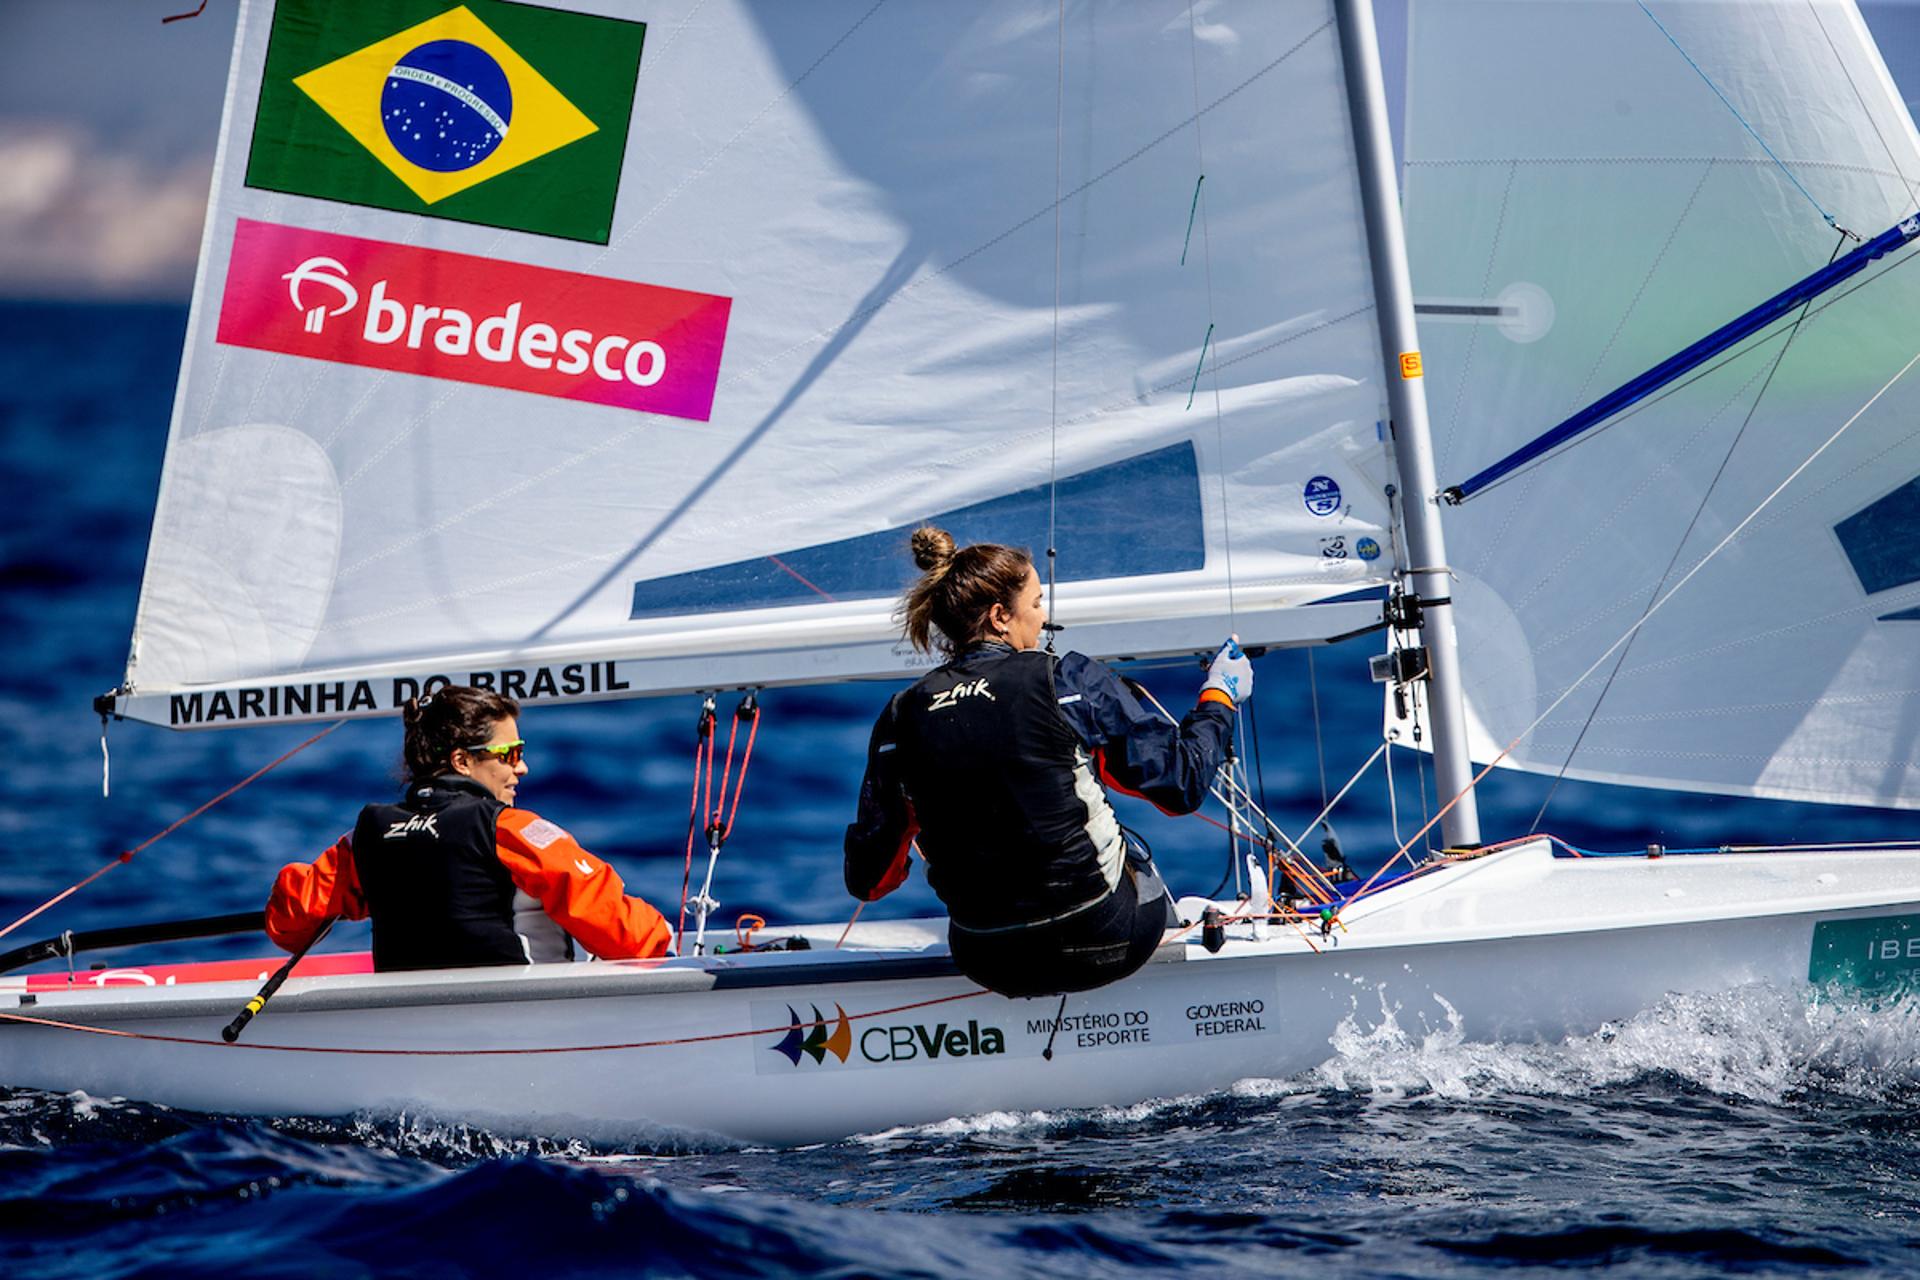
top-left (1334, 0), bottom-right (1481, 847)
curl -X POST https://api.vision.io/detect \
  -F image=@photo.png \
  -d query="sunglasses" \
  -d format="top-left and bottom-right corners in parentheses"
top-left (461, 739), bottom-right (525, 766)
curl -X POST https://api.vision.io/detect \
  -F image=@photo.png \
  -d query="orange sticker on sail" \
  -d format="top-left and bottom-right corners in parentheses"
top-left (1399, 351), bottom-right (1424, 379)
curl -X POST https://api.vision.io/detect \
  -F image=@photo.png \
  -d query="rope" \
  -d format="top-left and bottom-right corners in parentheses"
top-left (734, 913), bottom-right (766, 951)
top-left (1458, 316), bottom-right (1791, 503)
top-left (1636, 0), bottom-right (1842, 231)
top-left (676, 696), bottom-right (716, 948)
top-left (1413, 686), bottom-right (1431, 846)
top-left (718, 700), bottom-right (760, 841)
top-left (713, 708), bottom-right (743, 838)
top-left (834, 900), bottom-right (865, 950)
top-left (1530, 231), bottom-right (1845, 831)
top-left (1129, 682), bottom-right (1280, 848)
top-left (1245, 681), bottom-right (1272, 832)
top-left (1287, 741), bottom-right (1388, 857)
top-left (0, 720), bottom-right (346, 945)
top-left (1045, 0), bottom-right (1065, 642)
top-left (0, 989), bottom-right (989, 1057)
top-left (690, 693), bottom-right (762, 955)
top-left (1127, 678), bottom-right (1350, 911)
top-left (1384, 738), bottom-right (1402, 846)
top-left (766, 554), bottom-right (835, 602)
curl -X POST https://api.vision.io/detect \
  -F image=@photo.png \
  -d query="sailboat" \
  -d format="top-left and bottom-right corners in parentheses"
top-left (2, 0), bottom-right (1917, 1146)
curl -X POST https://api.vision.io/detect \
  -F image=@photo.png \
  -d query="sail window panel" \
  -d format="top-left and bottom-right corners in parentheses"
top-left (629, 443), bottom-right (1203, 620)
top-left (1836, 475), bottom-right (1920, 597)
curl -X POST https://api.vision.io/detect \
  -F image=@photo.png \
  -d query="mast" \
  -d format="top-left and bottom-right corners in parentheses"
top-left (1333, 0), bottom-right (1481, 847)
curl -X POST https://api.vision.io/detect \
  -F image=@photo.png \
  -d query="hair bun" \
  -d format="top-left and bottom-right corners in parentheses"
top-left (910, 526), bottom-right (956, 572)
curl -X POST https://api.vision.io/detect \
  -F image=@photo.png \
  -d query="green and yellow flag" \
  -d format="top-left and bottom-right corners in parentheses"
top-left (246, 0), bottom-right (644, 244)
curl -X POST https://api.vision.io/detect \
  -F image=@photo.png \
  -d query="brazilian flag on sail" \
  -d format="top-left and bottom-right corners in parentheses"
top-left (245, 0), bottom-right (644, 244)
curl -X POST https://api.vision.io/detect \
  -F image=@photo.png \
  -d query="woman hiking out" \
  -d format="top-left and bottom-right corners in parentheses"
top-left (267, 686), bottom-right (672, 971)
top-left (844, 527), bottom-right (1249, 997)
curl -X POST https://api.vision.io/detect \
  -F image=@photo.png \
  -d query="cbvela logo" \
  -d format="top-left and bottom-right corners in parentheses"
top-left (756, 1000), bottom-right (1008, 1073)
top-left (215, 219), bottom-right (732, 422)
top-left (769, 1004), bottom-right (853, 1066)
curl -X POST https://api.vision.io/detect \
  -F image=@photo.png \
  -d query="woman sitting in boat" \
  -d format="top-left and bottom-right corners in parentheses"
top-left (265, 686), bottom-right (673, 971)
top-left (844, 527), bottom-right (1249, 998)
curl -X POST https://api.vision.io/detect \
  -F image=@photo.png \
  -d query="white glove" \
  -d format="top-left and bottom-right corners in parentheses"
top-left (1202, 637), bottom-right (1252, 705)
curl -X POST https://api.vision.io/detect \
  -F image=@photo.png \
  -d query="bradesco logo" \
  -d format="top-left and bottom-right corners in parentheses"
top-left (215, 218), bottom-right (732, 422)
top-left (765, 1002), bottom-right (1007, 1069)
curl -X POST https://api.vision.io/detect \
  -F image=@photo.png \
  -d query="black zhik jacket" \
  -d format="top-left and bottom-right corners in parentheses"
top-left (844, 643), bottom-right (1232, 932)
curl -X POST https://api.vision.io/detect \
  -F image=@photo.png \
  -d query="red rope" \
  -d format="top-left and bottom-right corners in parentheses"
top-left (735, 912), bottom-right (766, 951)
top-left (1331, 771), bottom-right (1482, 922)
top-left (1330, 834), bottom-right (1578, 919)
top-left (719, 704), bottom-right (760, 838)
top-left (0, 720), bottom-right (346, 944)
top-left (701, 710), bottom-right (717, 842)
top-left (713, 710), bottom-right (741, 834)
top-left (0, 988), bottom-right (987, 1056)
top-left (834, 901), bottom-right (866, 950)
top-left (765, 555), bottom-right (836, 603)
top-left (675, 695), bottom-right (759, 952)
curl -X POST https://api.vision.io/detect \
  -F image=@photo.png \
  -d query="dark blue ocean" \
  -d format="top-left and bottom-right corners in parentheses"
top-left (3, 302), bottom-right (1919, 1277)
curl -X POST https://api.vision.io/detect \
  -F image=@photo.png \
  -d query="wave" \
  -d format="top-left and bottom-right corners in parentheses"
top-left (1430, 1223), bottom-right (1869, 1270)
top-left (9, 981), bottom-right (1916, 1165)
top-left (5, 982), bottom-right (1920, 1277)
top-left (1283, 980), bottom-right (1920, 1107)
top-left (845, 982), bottom-right (1920, 1151)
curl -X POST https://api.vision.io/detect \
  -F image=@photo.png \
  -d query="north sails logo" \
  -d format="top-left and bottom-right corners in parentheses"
top-left (283, 256), bottom-right (358, 334)
top-left (385, 813), bottom-right (440, 839)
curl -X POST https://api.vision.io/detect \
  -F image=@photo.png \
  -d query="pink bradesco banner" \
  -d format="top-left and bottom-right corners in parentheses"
top-left (215, 218), bottom-right (732, 421)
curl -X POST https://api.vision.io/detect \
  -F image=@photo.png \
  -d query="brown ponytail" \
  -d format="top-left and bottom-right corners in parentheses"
top-left (898, 526), bottom-right (1034, 656)
top-left (400, 685), bottom-right (520, 781)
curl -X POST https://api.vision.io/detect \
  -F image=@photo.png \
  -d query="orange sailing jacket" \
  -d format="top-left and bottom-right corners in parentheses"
top-left (267, 786), bottom-right (671, 967)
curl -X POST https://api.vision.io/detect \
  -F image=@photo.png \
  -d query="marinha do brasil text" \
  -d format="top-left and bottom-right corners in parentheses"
top-left (165, 662), bottom-right (629, 725)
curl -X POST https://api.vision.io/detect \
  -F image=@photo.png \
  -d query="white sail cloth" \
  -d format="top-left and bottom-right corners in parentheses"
top-left (123, 0), bottom-right (1404, 728)
top-left (1405, 0), bottom-right (1920, 809)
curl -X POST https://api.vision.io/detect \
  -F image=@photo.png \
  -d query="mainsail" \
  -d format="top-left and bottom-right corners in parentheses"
top-left (119, 0), bottom-right (1406, 729)
top-left (1405, 0), bottom-right (1920, 809)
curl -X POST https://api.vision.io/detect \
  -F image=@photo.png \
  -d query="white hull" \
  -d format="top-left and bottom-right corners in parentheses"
top-left (5, 840), bottom-right (1918, 1145)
